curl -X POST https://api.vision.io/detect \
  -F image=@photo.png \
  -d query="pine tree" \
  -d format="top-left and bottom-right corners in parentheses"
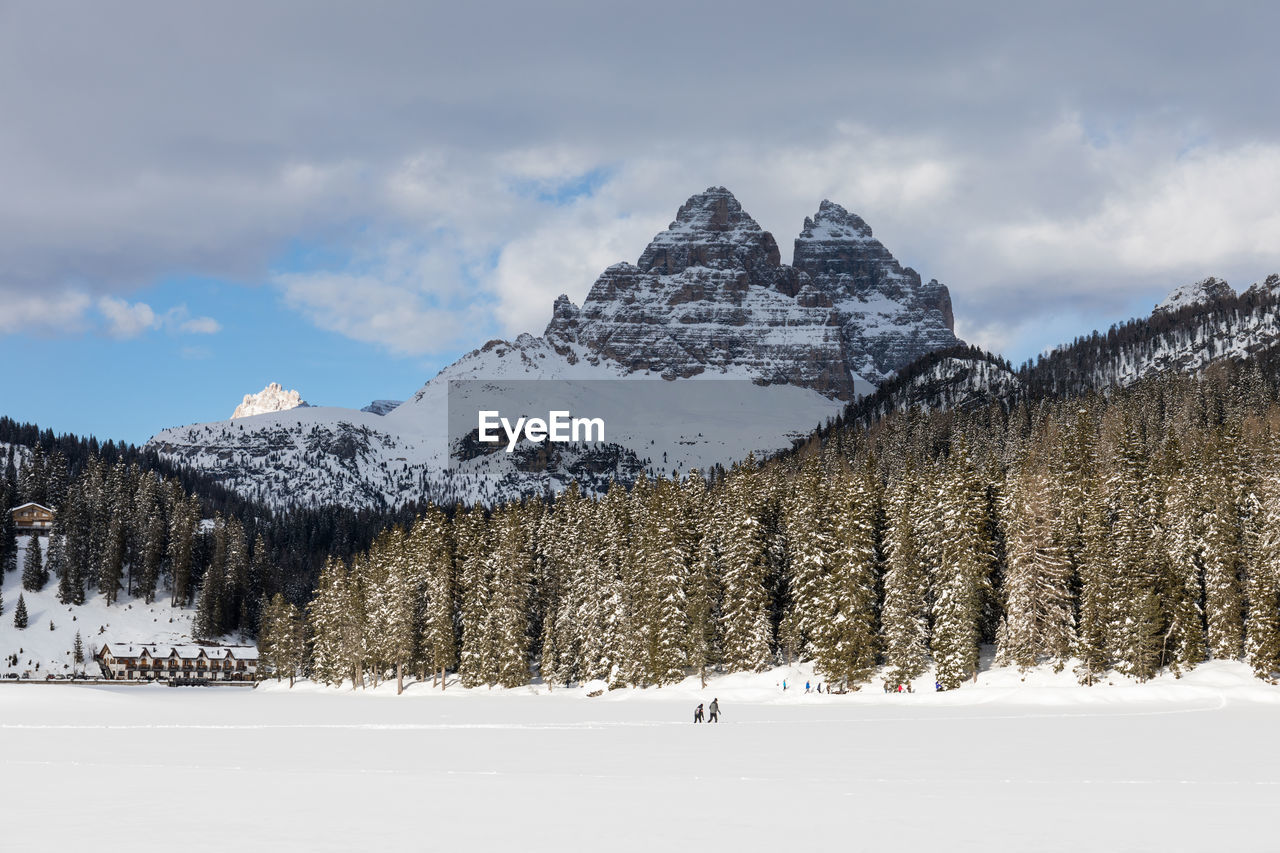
top-left (46, 529), bottom-right (66, 582)
top-left (73, 631), bottom-right (84, 674)
top-left (1156, 430), bottom-right (1207, 673)
top-left (996, 465), bottom-right (1074, 671)
top-left (19, 444), bottom-right (46, 505)
top-left (22, 534), bottom-right (47, 591)
top-left (45, 449), bottom-right (69, 508)
top-left (601, 481), bottom-right (641, 687)
top-left (1200, 429), bottom-right (1246, 660)
top-left (534, 494), bottom-right (571, 690)
top-left (13, 593), bottom-right (28, 629)
top-left (413, 507), bottom-right (457, 689)
top-left (194, 517), bottom-right (226, 643)
top-left (1107, 419), bottom-right (1163, 680)
top-left (0, 481), bottom-right (18, 574)
top-left (634, 477), bottom-right (691, 686)
top-left (779, 459), bottom-right (835, 663)
top-left (930, 442), bottom-right (993, 689)
top-left (135, 474), bottom-right (165, 604)
top-left (882, 471), bottom-right (930, 685)
top-left (455, 507), bottom-right (492, 688)
top-left (261, 592), bottom-right (307, 686)
top-left (168, 490), bottom-right (199, 607)
top-left (812, 465), bottom-right (881, 688)
top-left (487, 502), bottom-right (533, 688)
top-left (1245, 471), bottom-right (1280, 678)
top-left (714, 459), bottom-right (774, 672)
top-left (1075, 471), bottom-right (1116, 686)
top-left (370, 526), bottom-right (419, 693)
top-left (96, 461), bottom-right (128, 605)
top-left (308, 558), bottom-right (351, 686)
top-left (681, 472), bottom-right (718, 688)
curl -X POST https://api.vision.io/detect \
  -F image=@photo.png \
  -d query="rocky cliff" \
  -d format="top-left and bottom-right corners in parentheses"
top-left (230, 382), bottom-right (306, 419)
top-left (541, 187), bottom-right (959, 397)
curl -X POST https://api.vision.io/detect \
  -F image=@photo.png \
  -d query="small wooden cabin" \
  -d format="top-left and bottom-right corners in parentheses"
top-left (10, 502), bottom-right (55, 533)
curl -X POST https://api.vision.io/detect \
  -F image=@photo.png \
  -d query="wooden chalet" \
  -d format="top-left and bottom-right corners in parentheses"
top-left (96, 643), bottom-right (259, 682)
top-left (10, 502), bottom-right (55, 533)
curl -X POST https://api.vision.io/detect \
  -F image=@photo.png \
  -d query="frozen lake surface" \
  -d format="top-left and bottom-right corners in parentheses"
top-left (3, 661), bottom-right (1278, 852)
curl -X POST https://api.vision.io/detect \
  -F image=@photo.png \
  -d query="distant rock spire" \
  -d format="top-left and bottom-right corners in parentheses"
top-left (231, 382), bottom-right (306, 419)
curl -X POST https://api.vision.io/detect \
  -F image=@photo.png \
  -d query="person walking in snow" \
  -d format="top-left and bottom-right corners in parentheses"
top-left (804, 680), bottom-right (811, 693)
top-left (708, 698), bottom-right (720, 723)
top-left (694, 703), bottom-right (704, 723)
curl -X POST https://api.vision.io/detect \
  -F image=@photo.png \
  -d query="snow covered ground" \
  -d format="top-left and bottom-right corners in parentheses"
top-left (3, 659), bottom-right (1278, 852)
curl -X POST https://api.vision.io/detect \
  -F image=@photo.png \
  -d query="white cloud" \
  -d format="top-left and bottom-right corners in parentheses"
top-left (97, 296), bottom-right (157, 339)
top-left (0, 290), bottom-right (94, 336)
top-left (274, 239), bottom-right (492, 357)
top-left (5, 2), bottom-right (1280, 371)
top-left (94, 297), bottom-right (221, 339)
top-left (974, 140), bottom-right (1280, 280)
top-left (160, 306), bottom-right (222, 335)
top-left (178, 316), bottom-right (222, 334)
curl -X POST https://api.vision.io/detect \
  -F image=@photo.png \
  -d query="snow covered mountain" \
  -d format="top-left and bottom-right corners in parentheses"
top-left (848, 273), bottom-right (1280, 425)
top-left (1154, 276), bottom-right (1235, 315)
top-left (148, 187), bottom-right (960, 508)
top-left (360, 400), bottom-right (403, 416)
top-left (541, 188), bottom-right (957, 396)
top-left (231, 383), bottom-right (307, 419)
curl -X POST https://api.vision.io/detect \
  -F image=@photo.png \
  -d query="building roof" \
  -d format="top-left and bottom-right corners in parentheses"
top-left (9, 502), bottom-right (55, 514)
top-left (98, 642), bottom-right (259, 662)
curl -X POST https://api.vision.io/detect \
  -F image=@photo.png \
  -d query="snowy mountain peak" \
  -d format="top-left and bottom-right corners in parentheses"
top-left (360, 399), bottom-right (403, 416)
top-left (797, 199), bottom-right (874, 243)
top-left (1245, 273), bottom-right (1280, 298)
top-left (1155, 276), bottom-right (1235, 315)
top-left (636, 186), bottom-right (783, 276)
top-left (230, 382), bottom-right (306, 419)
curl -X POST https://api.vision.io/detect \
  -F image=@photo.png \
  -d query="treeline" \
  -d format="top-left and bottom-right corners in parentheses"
top-left (1, 440), bottom-right (416, 639)
top-left (1, 422), bottom-right (414, 630)
top-left (272, 358), bottom-right (1280, 691)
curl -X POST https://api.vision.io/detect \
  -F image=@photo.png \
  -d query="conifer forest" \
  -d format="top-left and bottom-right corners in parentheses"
top-left (265, 358), bottom-right (1280, 692)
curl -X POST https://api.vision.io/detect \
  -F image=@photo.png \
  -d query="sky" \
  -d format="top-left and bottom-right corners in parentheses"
top-left (4, 1), bottom-right (1280, 444)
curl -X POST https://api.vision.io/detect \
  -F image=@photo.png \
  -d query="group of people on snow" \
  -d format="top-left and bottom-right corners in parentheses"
top-left (780, 679), bottom-right (831, 694)
top-left (693, 698), bottom-right (720, 723)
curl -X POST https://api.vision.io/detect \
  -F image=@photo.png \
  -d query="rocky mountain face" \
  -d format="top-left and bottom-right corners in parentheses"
top-left (542, 187), bottom-right (958, 397)
top-left (231, 383), bottom-right (306, 419)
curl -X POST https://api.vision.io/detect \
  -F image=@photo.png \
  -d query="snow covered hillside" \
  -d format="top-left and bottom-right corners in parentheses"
top-left (0, 535), bottom-right (230, 677)
top-left (846, 273), bottom-right (1280, 424)
top-left (3, 659), bottom-right (1277, 853)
